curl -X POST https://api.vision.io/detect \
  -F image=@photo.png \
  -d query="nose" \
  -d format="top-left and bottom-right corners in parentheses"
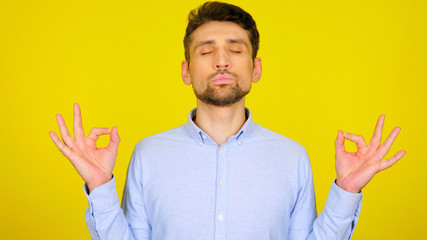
top-left (214, 50), bottom-right (230, 71)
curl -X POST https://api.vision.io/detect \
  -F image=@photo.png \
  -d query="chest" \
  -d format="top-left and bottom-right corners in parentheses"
top-left (140, 144), bottom-right (302, 229)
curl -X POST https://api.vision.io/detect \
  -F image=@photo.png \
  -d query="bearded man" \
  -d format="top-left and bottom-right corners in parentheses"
top-left (50, 2), bottom-right (405, 239)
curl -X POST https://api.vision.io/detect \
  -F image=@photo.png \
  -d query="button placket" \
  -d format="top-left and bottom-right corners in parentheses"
top-left (214, 146), bottom-right (228, 239)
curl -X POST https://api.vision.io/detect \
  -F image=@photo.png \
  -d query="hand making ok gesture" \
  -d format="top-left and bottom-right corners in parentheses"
top-left (335, 115), bottom-right (406, 193)
top-left (49, 103), bottom-right (120, 193)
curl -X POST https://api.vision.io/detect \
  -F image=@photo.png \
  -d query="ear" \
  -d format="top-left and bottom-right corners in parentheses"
top-left (181, 60), bottom-right (192, 85)
top-left (252, 57), bottom-right (262, 83)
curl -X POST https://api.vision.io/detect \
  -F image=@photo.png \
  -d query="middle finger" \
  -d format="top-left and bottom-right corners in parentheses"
top-left (377, 127), bottom-right (401, 160)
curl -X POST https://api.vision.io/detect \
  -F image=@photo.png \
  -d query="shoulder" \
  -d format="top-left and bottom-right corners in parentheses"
top-left (243, 123), bottom-right (312, 178)
top-left (133, 124), bottom-right (192, 152)
top-left (250, 123), bottom-right (307, 154)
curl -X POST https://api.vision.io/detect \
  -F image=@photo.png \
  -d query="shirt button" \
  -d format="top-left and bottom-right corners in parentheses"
top-left (218, 215), bottom-right (224, 221)
top-left (237, 140), bottom-right (242, 144)
top-left (219, 180), bottom-right (224, 185)
top-left (202, 135), bottom-right (206, 139)
top-left (219, 148), bottom-right (224, 153)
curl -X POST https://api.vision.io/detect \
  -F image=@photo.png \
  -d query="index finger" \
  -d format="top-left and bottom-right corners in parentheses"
top-left (73, 103), bottom-right (85, 140)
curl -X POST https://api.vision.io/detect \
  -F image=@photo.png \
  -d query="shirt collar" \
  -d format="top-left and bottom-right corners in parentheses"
top-left (184, 107), bottom-right (256, 145)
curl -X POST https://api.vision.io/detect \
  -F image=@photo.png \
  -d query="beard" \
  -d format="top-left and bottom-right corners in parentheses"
top-left (193, 70), bottom-right (251, 107)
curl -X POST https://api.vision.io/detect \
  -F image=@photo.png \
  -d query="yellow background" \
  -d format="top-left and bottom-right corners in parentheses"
top-left (1, 0), bottom-right (426, 239)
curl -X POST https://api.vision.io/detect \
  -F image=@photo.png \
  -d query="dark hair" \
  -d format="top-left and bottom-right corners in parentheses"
top-left (184, 1), bottom-right (259, 63)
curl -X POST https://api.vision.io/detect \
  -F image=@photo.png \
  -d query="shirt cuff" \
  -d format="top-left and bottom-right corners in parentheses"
top-left (324, 180), bottom-right (363, 216)
top-left (83, 175), bottom-right (120, 214)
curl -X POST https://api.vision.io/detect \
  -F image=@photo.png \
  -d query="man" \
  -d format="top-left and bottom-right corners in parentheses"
top-left (49, 2), bottom-right (405, 239)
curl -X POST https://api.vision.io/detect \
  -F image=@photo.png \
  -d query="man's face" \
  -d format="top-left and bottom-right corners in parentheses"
top-left (181, 21), bottom-right (262, 107)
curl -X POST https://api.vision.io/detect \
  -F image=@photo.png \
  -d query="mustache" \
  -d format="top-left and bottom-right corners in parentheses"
top-left (207, 69), bottom-right (238, 80)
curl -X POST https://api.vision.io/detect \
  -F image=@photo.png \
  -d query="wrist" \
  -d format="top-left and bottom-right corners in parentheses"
top-left (336, 178), bottom-right (361, 193)
top-left (87, 174), bottom-right (113, 193)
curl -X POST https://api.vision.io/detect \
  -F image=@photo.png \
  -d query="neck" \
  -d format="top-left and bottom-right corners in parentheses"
top-left (194, 98), bottom-right (246, 146)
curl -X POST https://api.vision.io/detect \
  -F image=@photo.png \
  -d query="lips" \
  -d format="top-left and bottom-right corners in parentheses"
top-left (212, 74), bottom-right (234, 84)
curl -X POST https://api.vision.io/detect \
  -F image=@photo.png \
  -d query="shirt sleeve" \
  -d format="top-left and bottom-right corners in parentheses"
top-left (310, 181), bottom-right (362, 239)
top-left (287, 151), bottom-right (362, 240)
top-left (84, 149), bottom-right (151, 240)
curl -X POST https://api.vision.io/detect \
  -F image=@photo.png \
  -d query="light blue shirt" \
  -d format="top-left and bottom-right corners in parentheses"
top-left (84, 108), bottom-right (362, 240)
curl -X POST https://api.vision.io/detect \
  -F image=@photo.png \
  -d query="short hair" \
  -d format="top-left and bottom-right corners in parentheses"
top-left (184, 1), bottom-right (260, 63)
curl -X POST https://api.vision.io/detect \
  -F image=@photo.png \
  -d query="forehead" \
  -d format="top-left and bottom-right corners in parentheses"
top-left (190, 21), bottom-right (250, 48)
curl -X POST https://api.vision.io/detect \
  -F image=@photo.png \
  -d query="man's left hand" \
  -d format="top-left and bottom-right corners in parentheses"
top-left (335, 115), bottom-right (406, 193)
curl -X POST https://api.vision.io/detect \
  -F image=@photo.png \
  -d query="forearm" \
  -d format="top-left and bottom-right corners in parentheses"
top-left (307, 181), bottom-right (362, 240)
top-left (84, 177), bottom-right (139, 240)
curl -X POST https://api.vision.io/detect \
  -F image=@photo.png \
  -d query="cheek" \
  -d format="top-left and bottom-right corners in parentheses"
top-left (190, 57), bottom-right (211, 73)
top-left (234, 59), bottom-right (255, 81)
top-left (189, 67), bottom-right (208, 89)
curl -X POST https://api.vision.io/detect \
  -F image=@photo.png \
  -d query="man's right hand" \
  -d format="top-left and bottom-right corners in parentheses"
top-left (49, 103), bottom-right (120, 193)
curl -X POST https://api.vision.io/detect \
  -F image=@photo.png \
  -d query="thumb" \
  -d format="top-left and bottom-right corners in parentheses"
top-left (335, 130), bottom-right (345, 155)
top-left (107, 126), bottom-right (120, 152)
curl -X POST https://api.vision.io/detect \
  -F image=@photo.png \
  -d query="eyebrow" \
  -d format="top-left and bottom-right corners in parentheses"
top-left (194, 38), bottom-right (248, 50)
